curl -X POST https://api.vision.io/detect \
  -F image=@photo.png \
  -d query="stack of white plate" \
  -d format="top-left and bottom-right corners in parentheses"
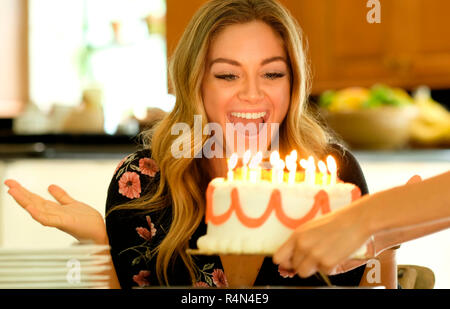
top-left (0, 243), bottom-right (112, 289)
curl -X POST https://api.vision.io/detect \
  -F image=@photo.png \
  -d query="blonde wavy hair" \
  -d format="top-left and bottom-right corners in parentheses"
top-left (110, 0), bottom-right (334, 285)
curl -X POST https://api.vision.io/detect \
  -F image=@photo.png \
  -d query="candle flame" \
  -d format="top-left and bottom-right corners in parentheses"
top-left (249, 151), bottom-right (263, 169)
top-left (299, 159), bottom-right (308, 169)
top-left (290, 150), bottom-right (298, 161)
top-left (318, 160), bottom-right (327, 174)
top-left (326, 155), bottom-right (337, 174)
top-left (270, 151), bottom-right (280, 166)
top-left (286, 154), bottom-right (297, 172)
top-left (243, 150), bottom-right (252, 165)
top-left (228, 153), bottom-right (238, 170)
top-left (307, 156), bottom-right (316, 172)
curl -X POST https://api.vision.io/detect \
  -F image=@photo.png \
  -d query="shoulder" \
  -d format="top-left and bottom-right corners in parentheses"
top-left (105, 148), bottom-right (161, 213)
top-left (328, 143), bottom-right (359, 170)
top-left (114, 148), bottom-right (157, 178)
top-left (328, 143), bottom-right (369, 195)
top-left (104, 148), bottom-right (165, 289)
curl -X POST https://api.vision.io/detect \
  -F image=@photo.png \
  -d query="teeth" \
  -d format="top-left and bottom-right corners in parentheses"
top-left (231, 112), bottom-right (266, 119)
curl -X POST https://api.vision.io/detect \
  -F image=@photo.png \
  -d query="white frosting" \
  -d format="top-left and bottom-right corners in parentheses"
top-left (197, 178), bottom-right (368, 256)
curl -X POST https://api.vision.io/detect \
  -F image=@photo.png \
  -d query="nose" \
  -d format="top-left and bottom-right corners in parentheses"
top-left (238, 76), bottom-right (264, 103)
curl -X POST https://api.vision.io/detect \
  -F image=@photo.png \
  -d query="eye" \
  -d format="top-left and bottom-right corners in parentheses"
top-left (264, 72), bottom-right (286, 80)
top-left (214, 74), bottom-right (239, 81)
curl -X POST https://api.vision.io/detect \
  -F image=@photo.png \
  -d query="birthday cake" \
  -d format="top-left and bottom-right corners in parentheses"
top-left (196, 152), bottom-right (366, 256)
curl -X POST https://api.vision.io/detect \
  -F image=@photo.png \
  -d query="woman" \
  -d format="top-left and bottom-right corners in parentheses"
top-left (274, 171), bottom-right (450, 279)
top-left (4, 0), bottom-right (394, 288)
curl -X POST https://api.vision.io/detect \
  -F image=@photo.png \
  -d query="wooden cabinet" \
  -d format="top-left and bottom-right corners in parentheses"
top-left (405, 0), bottom-right (450, 87)
top-left (166, 0), bottom-right (208, 57)
top-left (166, 0), bottom-right (450, 94)
top-left (299, 0), bottom-right (450, 94)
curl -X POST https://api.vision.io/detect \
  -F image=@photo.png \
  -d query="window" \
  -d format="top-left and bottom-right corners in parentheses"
top-left (28, 0), bottom-right (173, 134)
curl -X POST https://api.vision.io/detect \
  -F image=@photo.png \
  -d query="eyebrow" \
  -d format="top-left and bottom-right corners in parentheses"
top-left (209, 56), bottom-right (287, 67)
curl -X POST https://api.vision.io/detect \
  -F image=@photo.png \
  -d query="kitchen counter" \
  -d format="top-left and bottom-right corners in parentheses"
top-left (0, 133), bottom-right (140, 159)
top-left (354, 149), bottom-right (450, 162)
top-left (1, 133), bottom-right (449, 161)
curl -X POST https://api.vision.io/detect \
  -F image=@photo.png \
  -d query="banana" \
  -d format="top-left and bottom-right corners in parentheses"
top-left (410, 91), bottom-right (450, 144)
top-left (410, 119), bottom-right (450, 144)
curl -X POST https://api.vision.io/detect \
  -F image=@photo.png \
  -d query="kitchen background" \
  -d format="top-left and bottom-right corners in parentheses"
top-left (0, 0), bottom-right (449, 288)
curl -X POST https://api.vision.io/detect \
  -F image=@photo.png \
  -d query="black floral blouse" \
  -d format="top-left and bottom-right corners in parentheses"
top-left (105, 145), bottom-right (369, 289)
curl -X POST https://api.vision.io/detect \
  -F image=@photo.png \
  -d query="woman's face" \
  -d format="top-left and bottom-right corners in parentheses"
top-left (202, 20), bottom-right (291, 157)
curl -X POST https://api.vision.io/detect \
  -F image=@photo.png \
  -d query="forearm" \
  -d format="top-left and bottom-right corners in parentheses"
top-left (373, 217), bottom-right (450, 256)
top-left (362, 171), bottom-right (450, 235)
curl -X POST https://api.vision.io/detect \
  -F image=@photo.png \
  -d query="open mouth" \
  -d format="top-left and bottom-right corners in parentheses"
top-left (226, 110), bottom-right (270, 136)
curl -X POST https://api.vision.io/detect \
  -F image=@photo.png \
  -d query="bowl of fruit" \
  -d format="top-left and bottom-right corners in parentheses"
top-left (319, 84), bottom-right (419, 150)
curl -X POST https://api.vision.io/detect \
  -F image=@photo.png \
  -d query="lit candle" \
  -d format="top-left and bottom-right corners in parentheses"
top-left (277, 159), bottom-right (285, 183)
top-left (242, 150), bottom-right (251, 181)
top-left (318, 160), bottom-right (328, 185)
top-left (270, 151), bottom-right (281, 184)
top-left (227, 153), bottom-right (238, 182)
top-left (326, 155), bottom-right (337, 185)
top-left (286, 150), bottom-right (298, 185)
top-left (248, 151), bottom-right (262, 183)
top-left (256, 151), bottom-right (263, 181)
top-left (299, 159), bottom-right (308, 183)
top-left (306, 156), bottom-right (316, 185)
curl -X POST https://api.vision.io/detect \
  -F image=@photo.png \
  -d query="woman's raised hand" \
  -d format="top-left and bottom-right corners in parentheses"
top-left (4, 179), bottom-right (108, 245)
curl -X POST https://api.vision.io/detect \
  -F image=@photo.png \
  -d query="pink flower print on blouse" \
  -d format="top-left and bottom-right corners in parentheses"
top-left (212, 269), bottom-right (228, 288)
top-left (139, 158), bottom-right (159, 177)
top-left (118, 172), bottom-right (141, 199)
top-left (193, 281), bottom-right (209, 288)
top-left (136, 215), bottom-right (157, 241)
top-left (133, 270), bottom-right (151, 287)
top-left (278, 265), bottom-right (296, 278)
top-left (114, 156), bottom-right (128, 174)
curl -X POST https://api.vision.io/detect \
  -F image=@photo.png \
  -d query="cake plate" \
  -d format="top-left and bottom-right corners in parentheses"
top-left (186, 249), bottom-right (333, 287)
top-left (186, 249), bottom-right (272, 257)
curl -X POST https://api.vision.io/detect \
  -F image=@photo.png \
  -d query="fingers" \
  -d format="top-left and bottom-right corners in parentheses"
top-left (7, 187), bottom-right (35, 212)
top-left (5, 179), bottom-right (32, 200)
top-left (407, 174), bottom-right (422, 185)
top-left (48, 185), bottom-right (76, 205)
top-left (294, 254), bottom-right (318, 278)
top-left (4, 179), bottom-right (21, 189)
top-left (274, 235), bottom-right (318, 278)
top-left (5, 180), bottom-right (40, 213)
top-left (5, 179), bottom-right (39, 203)
top-left (273, 238), bottom-right (295, 270)
top-left (5, 180), bottom-right (75, 206)
top-left (6, 187), bottom-right (49, 224)
top-left (5, 180), bottom-right (63, 228)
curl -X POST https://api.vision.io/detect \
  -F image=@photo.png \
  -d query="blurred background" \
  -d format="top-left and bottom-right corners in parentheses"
top-left (0, 0), bottom-right (449, 288)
